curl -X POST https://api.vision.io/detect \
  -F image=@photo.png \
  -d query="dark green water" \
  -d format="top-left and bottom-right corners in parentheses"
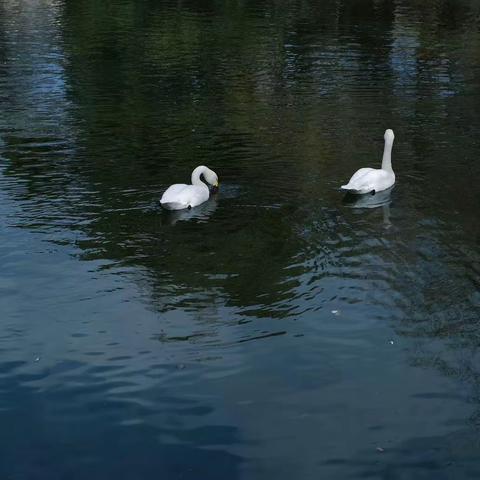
top-left (1, 1), bottom-right (480, 478)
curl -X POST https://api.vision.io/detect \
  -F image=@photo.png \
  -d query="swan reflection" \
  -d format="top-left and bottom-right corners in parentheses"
top-left (342, 186), bottom-right (393, 209)
top-left (161, 195), bottom-right (218, 225)
top-left (342, 187), bottom-right (393, 227)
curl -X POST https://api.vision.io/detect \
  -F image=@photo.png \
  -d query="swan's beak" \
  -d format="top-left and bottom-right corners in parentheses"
top-left (211, 181), bottom-right (219, 193)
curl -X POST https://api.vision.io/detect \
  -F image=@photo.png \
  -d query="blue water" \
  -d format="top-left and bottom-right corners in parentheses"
top-left (1, 1), bottom-right (480, 478)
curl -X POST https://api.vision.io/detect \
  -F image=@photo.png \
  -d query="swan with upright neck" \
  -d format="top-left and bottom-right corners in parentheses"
top-left (160, 165), bottom-right (219, 210)
top-left (341, 129), bottom-right (395, 194)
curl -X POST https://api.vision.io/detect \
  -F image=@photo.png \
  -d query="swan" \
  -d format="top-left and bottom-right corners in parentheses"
top-left (160, 165), bottom-right (219, 210)
top-left (341, 129), bottom-right (395, 194)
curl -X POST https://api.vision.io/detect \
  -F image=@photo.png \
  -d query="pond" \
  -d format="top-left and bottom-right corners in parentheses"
top-left (1, 1), bottom-right (480, 478)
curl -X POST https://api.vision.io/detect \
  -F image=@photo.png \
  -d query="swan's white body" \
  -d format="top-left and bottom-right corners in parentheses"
top-left (160, 165), bottom-right (218, 210)
top-left (341, 129), bottom-right (395, 194)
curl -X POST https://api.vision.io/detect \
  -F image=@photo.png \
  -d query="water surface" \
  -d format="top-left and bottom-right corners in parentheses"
top-left (1, 1), bottom-right (480, 479)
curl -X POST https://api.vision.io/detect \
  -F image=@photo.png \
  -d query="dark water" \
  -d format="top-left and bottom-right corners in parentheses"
top-left (1, 0), bottom-right (480, 478)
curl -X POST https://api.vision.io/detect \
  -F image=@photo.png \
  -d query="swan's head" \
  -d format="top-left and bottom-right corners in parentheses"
top-left (384, 129), bottom-right (395, 142)
top-left (204, 168), bottom-right (219, 189)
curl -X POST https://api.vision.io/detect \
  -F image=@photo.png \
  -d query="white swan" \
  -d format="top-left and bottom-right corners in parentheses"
top-left (160, 165), bottom-right (219, 210)
top-left (341, 129), bottom-right (395, 194)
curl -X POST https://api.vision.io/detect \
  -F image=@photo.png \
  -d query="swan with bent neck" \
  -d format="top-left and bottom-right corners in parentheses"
top-left (160, 165), bottom-right (219, 210)
top-left (341, 129), bottom-right (395, 194)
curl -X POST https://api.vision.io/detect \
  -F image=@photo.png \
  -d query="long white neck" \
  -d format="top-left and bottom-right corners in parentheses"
top-left (381, 137), bottom-right (394, 172)
top-left (191, 166), bottom-right (209, 187)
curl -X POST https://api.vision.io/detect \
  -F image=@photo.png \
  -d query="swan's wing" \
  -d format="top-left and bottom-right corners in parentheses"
top-left (346, 168), bottom-right (375, 184)
top-left (160, 184), bottom-right (190, 209)
top-left (161, 184), bottom-right (188, 204)
top-left (341, 168), bottom-right (390, 194)
top-left (160, 184), bottom-right (209, 209)
top-left (186, 185), bottom-right (209, 208)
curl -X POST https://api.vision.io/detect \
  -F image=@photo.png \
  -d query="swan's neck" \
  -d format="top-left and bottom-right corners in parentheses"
top-left (191, 166), bottom-right (209, 187)
top-left (381, 138), bottom-right (394, 172)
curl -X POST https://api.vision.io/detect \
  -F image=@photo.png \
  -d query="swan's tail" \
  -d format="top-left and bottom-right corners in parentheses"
top-left (160, 201), bottom-right (187, 210)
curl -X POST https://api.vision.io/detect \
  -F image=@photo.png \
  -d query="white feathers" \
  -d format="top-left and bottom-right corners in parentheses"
top-left (160, 165), bottom-right (218, 210)
top-left (341, 129), bottom-right (395, 194)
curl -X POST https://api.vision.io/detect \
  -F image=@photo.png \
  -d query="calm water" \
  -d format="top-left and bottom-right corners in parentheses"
top-left (1, 1), bottom-right (480, 478)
